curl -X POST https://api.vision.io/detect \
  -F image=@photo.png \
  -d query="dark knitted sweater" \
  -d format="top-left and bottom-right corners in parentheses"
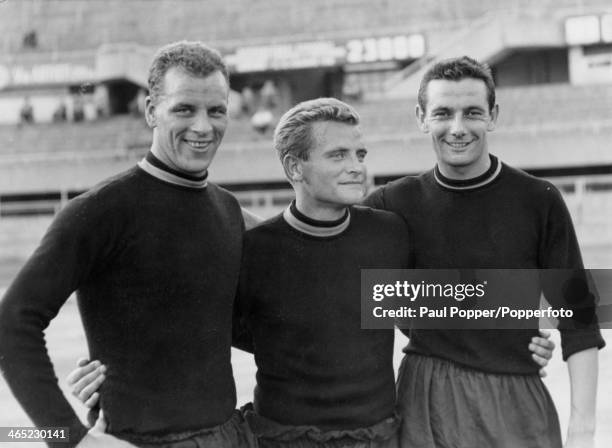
top-left (364, 156), bottom-right (605, 374)
top-left (0, 157), bottom-right (243, 447)
top-left (234, 205), bottom-right (411, 429)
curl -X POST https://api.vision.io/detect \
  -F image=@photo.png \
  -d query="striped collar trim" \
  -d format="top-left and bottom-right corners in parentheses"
top-left (283, 206), bottom-right (351, 237)
top-left (433, 160), bottom-right (502, 191)
top-left (137, 158), bottom-right (208, 189)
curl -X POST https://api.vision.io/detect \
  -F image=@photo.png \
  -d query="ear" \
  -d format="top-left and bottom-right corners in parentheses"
top-left (487, 104), bottom-right (499, 131)
top-left (282, 154), bottom-right (303, 183)
top-left (144, 96), bottom-right (156, 128)
top-left (415, 104), bottom-right (428, 133)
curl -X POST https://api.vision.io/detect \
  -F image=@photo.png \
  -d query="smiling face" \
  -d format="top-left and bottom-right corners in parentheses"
top-left (417, 78), bottom-right (498, 179)
top-left (290, 121), bottom-right (367, 219)
top-left (145, 67), bottom-right (229, 176)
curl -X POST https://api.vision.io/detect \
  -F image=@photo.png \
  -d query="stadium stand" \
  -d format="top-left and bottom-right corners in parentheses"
top-left (0, 0), bottom-right (610, 228)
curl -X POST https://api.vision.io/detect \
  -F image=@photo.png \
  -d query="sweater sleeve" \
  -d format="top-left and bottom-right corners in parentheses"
top-left (0, 197), bottom-right (112, 447)
top-left (538, 184), bottom-right (605, 360)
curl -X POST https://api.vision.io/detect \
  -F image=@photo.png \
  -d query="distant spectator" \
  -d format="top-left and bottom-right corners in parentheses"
top-left (22, 30), bottom-right (38, 49)
top-left (241, 86), bottom-right (255, 116)
top-left (129, 88), bottom-right (147, 117)
top-left (228, 89), bottom-right (244, 119)
top-left (52, 101), bottom-right (67, 122)
top-left (94, 84), bottom-right (111, 118)
top-left (20, 97), bottom-right (34, 124)
top-left (84, 96), bottom-right (97, 121)
top-left (251, 107), bottom-right (274, 134)
top-left (260, 80), bottom-right (278, 109)
top-left (72, 95), bottom-right (85, 122)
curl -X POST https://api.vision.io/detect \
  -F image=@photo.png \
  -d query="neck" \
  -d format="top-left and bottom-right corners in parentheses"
top-left (283, 200), bottom-right (351, 237)
top-left (138, 152), bottom-right (208, 189)
top-left (150, 142), bottom-right (208, 180)
top-left (438, 152), bottom-right (491, 180)
top-left (294, 197), bottom-right (348, 221)
top-left (434, 154), bottom-right (501, 191)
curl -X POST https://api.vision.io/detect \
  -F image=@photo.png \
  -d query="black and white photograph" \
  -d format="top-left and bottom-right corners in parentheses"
top-left (0, 1), bottom-right (610, 447)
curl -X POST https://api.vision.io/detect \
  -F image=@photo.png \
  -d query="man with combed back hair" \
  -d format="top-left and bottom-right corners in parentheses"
top-left (0, 41), bottom-right (255, 448)
top-left (232, 97), bottom-right (411, 447)
top-left (364, 56), bottom-right (605, 448)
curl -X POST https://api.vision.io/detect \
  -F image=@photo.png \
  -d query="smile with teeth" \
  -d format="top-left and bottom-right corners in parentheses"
top-left (184, 139), bottom-right (212, 150)
top-left (445, 140), bottom-right (473, 149)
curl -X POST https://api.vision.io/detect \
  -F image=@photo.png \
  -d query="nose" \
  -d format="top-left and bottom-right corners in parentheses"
top-left (450, 114), bottom-right (467, 137)
top-left (191, 112), bottom-right (213, 134)
top-left (346, 153), bottom-right (365, 176)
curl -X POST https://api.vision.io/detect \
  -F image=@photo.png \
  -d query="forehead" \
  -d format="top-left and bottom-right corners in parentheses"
top-left (159, 67), bottom-right (229, 103)
top-left (310, 121), bottom-right (363, 154)
top-left (425, 78), bottom-right (488, 109)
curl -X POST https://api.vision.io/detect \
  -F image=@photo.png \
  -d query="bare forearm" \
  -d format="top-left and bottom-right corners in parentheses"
top-left (566, 348), bottom-right (598, 440)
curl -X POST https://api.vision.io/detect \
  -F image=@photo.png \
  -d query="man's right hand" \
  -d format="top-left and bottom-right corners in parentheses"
top-left (66, 358), bottom-right (106, 407)
top-left (76, 411), bottom-right (137, 447)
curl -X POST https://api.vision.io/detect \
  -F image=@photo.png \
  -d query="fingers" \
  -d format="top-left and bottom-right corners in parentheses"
top-left (84, 392), bottom-right (100, 409)
top-left (532, 352), bottom-right (548, 367)
top-left (530, 333), bottom-right (555, 357)
top-left (93, 410), bottom-right (107, 432)
top-left (67, 359), bottom-right (102, 386)
top-left (530, 330), bottom-right (555, 373)
top-left (76, 357), bottom-right (90, 367)
top-left (538, 329), bottom-right (551, 339)
top-left (530, 339), bottom-right (554, 356)
top-left (530, 341), bottom-right (553, 369)
top-left (70, 363), bottom-right (107, 404)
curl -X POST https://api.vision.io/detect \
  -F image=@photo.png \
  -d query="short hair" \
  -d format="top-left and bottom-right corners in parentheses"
top-left (418, 56), bottom-right (496, 112)
top-left (148, 41), bottom-right (229, 104)
top-left (273, 97), bottom-right (360, 161)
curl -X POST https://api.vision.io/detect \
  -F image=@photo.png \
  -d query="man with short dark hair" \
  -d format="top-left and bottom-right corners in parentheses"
top-left (364, 56), bottom-right (605, 448)
top-left (0, 41), bottom-right (253, 448)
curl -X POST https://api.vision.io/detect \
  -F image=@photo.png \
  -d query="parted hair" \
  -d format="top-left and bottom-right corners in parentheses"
top-left (148, 41), bottom-right (229, 104)
top-left (273, 97), bottom-right (360, 161)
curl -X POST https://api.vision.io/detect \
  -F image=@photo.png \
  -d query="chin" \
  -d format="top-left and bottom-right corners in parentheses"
top-left (336, 193), bottom-right (365, 206)
top-left (444, 155), bottom-right (477, 167)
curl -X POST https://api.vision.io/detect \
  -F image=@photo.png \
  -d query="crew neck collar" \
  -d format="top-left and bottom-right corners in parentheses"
top-left (283, 201), bottom-right (351, 237)
top-left (434, 155), bottom-right (501, 191)
top-left (138, 152), bottom-right (208, 189)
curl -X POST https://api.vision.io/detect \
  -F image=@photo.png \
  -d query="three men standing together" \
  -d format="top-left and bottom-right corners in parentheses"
top-left (0, 42), bottom-right (603, 448)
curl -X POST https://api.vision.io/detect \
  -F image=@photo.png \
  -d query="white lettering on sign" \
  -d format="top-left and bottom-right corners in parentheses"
top-left (0, 63), bottom-right (96, 88)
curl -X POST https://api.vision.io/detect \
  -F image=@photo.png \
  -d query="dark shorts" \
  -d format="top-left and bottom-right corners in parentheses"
top-left (396, 353), bottom-right (563, 448)
top-left (116, 410), bottom-right (256, 448)
top-left (242, 403), bottom-right (400, 448)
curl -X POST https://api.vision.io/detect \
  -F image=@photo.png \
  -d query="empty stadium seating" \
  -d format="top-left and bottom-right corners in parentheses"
top-left (0, 116), bottom-right (148, 154)
top-left (0, 83), bottom-right (610, 158)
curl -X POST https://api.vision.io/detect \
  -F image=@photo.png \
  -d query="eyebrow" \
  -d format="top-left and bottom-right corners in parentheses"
top-left (170, 102), bottom-right (194, 109)
top-left (324, 146), bottom-right (367, 154)
top-left (430, 106), bottom-right (451, 113)
top-left (430, 105), bottom-right (486, 113)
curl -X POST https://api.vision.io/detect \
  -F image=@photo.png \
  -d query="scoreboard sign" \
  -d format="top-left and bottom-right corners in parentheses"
top-left (345, 35), bottom-right (425, 64)
top-left (225, 34), bottom-right (425, 73)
